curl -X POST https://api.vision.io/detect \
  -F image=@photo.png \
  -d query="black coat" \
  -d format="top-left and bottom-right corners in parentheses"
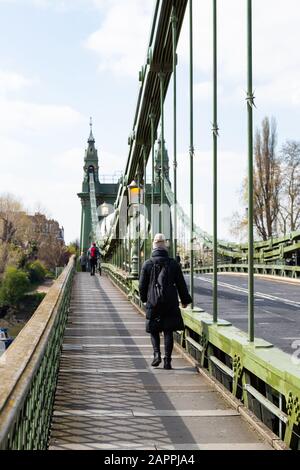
top-left (139, 248), bottom-right (192, 333)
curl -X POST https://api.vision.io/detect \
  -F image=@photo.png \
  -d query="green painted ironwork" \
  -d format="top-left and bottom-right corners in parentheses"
top-left (183, 263), bottom-right (300, 278)
top-left (159, 71), bottom-right (165, 234)
top-left (150, 111), bottom-right (155, 238)
top-left (189, 0), bottom-right (194, 308)
top-left (179, 306), bottom-right (299, 449)
top-left (99, 0), bottom-right (299, 272)
top-left (143, 145), bottom-right (147, 263)
top-left (86, 1), bottom-right (300, 448)
top-left (89, 172), bottom-right (100, 243)
top-left (0, 256), bottom-right (75, 450)
top-left (103, 263), bottom-right (299, 449)
top-left (212, 0), bottom-right (218, 324)
top-left (247, 0), bottom-right (255, 342)
top-left (171, 5), bottom-right (178, 259)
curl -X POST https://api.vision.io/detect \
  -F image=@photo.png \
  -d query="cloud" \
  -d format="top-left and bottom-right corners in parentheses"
top-left (0, 94), bottom-right (86, 244)
top-left (177, 0), bottom-right (300, 110)
top-left (85, 0), bottom-right (153, 77)
top-left (194, 81), bottom-right (225, 102)
top-left (0, 71), bottom-right (35, 94)
top-left (0, 0), bottom-right (115, 11)
top-left (0, 0), bottom-right (48, 6)
top-left (256, 71), bottom-right (300, 108)
top-left (174, 150), bottom-right (246, 240)
top-left (194, 81), bottom-right (213, 102)
top-left (0, 98), bottom-right (84, 137)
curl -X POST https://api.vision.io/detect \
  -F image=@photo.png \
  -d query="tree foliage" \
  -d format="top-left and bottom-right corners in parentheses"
top-left (26, 260), bottom-right (47, 283)
top-left (0, 193), bottom-right (66, 273)
top-left (0, 267), bottom-right (30, 307)
top-left (67, 239), bottom-right (80, 257)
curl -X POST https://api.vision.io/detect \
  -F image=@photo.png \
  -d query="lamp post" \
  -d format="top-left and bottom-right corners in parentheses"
top-left (128, 180), bottom-right (143, 279)
top-left (99, 201), bottom-right (110, 237)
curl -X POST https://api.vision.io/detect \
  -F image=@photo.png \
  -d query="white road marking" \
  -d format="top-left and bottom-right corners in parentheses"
top-left (196, 276), bottom-right (300, 308)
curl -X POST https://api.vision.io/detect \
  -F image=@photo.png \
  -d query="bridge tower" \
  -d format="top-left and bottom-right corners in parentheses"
top-left (78, 120), bottom-right (101, 252)
top-left (153, 138), bottom-right (173, 243)
top-left (154, 137), bottom-right (171, 192)
top-left (78, 120), bottom-right (120, 253)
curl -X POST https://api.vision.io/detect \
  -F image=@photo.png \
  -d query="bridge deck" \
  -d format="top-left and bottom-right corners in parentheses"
top-left (49, 273), bottom-right (272, 450)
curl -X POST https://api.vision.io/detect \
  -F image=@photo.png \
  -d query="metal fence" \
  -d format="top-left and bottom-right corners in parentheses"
top-left (0, 256), bottom-right (75, 450)
top-left (103, 263), bottom-right (300, 450)
top-left (183, 264), bottom-right (300, 279)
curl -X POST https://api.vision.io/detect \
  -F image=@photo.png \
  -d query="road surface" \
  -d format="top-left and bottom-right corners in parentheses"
top-left (185, 273), bottom-right (300, 355)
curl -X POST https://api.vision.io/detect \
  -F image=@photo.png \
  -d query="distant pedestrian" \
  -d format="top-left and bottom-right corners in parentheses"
top-left (79, 251), bottom-right (87, 272)
top-left (88, 242), bottom-right (100, 276)
top-left (175, 254), bottom-right (181, 267)
top-left (97, 257), bottom-right (102, 276)
top-left (139, 233), bottom-right (192, 370)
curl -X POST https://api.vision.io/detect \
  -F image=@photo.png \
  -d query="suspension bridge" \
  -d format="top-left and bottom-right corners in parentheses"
top-left (1, 0), bottom-right (300, 451)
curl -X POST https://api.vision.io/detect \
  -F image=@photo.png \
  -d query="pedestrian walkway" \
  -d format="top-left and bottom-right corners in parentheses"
top-left (49, 273), bottom-right (272, 450)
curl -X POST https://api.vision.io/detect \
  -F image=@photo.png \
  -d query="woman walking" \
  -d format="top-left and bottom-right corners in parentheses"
top-left (139, 233), bottom-right (192, 370)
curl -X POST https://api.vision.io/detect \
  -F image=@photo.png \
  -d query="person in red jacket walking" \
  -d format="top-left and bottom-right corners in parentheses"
top-left (87, 242), bottom-right (100, 276)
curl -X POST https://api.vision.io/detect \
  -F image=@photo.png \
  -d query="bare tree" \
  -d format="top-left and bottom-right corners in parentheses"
top-left (37, 237), bottom-right (67, 269)
top-left (278, 140), bottom-right (300, 234)
top-left (0, 194), bottom-right (25, 243)
top-left (0, 193), bottom-right (66, 273)
top-left (228, 209), bottom-right (248, 242)
top-left (252, 117), bottom-right (281, 240)
top-left (229, 117), bottom-right (282, 241)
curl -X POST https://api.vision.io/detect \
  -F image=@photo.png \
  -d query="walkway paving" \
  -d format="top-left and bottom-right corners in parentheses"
top-left (49, 273), bottom-right (272, 450)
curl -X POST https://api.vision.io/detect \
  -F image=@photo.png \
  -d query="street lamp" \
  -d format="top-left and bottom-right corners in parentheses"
top-left (99, 201), bottom-right (110, 217)
top-left (127, 179), bottom-right (143, 279)
top-left (99, 201), bottom-right (111, 237)
top-left (127, 179), bottom-right (144, 205)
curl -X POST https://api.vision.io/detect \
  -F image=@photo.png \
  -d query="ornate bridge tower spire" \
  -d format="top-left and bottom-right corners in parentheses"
top-left (78, 119), bottom-right (101, 252)
top-left (154, 137), bottom-right (170, 192)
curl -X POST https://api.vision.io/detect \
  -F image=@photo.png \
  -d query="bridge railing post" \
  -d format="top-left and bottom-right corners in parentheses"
top-left (247, 0), bottom-right (255, 343)
top-left (212, 0), bottom-right (219, 324)
top-left (189, 0), bottom-right (194, 308)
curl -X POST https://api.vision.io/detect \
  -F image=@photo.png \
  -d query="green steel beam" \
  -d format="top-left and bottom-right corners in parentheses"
top-left (247, 0), bottom-right (255, 343)
top-left (171, 4), bottom-right (178, 259)
top-left (189, 0), bottom-right (194, 307)
top-left (212, 0), bottom-right (218, 324)
top-left (159, 71), bottom-right (165, 234)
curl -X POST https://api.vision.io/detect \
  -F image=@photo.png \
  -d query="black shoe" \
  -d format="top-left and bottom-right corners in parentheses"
top-left (164, 358), bottom-right (172, 370)
top-left (151, 352), bottom-right (161, 367)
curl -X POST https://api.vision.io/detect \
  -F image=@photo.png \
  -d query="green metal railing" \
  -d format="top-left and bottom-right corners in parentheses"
top-left (103, 263), bottom-right (299, 449)
top-left (0, 256), bottom-right (75, 450)
top-left (96, 0), bottom-right (300, 274)
top-left (180, 306), bottom-right (299, 449)
top-left (99, 0), bottom-right (300, 448)
top-left (182, 263), bottom-right (300, 279)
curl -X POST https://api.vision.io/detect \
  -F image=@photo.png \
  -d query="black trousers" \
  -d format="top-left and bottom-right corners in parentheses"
top-left (90, 259), bottom-right (97, 275)
top-left (81, 265), bottom-right (86, 272)
top-left (150, 330), bottom-right (174, 358)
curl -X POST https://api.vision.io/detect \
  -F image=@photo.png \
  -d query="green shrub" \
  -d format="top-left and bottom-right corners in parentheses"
top-left (45, 270), bottom-right (55, 280)
top-left (26, 260), bottom-right (47, 284)
top-left (0, 267), bottom-right (30, 307)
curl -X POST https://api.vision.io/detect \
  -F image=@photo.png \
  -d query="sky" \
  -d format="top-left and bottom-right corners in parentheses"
top-left (0, 0), bottom-right (300, 244)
